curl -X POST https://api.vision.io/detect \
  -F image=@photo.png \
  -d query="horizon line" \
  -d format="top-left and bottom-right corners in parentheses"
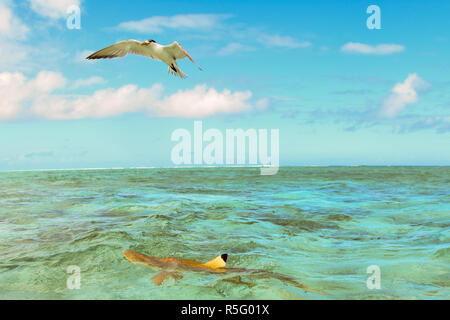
top-left (1, 164), bottom-right (449, 173)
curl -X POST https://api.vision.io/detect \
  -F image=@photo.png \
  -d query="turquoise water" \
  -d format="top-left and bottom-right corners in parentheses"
top-left (0, 167), bottom-right (449, 299)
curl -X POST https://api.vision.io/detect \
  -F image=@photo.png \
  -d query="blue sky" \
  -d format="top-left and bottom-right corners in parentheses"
top-left (0, 0), bottom-right (449, 170)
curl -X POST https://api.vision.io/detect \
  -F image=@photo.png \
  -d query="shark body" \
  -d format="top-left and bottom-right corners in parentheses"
top-left (123, 250), bottom-right (325, 295)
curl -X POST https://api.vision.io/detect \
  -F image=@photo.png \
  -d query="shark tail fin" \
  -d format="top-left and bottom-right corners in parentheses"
top-left (203, 254), bottom-right (228, 269)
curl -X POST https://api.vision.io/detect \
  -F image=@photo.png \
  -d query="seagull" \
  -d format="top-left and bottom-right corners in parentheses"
top-left (86, 39), bottom-right (202, 78)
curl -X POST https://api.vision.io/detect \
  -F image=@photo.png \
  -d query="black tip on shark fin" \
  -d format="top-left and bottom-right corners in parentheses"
top-left (203, 253), bottom-right (228, 268)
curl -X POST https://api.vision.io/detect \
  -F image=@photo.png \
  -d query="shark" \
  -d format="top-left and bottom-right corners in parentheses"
top-left (123, 250), bottom-right (326, 295)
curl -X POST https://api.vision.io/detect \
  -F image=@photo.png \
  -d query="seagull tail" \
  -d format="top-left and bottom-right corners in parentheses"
top-left (168, 64), bottom-right (187, 79)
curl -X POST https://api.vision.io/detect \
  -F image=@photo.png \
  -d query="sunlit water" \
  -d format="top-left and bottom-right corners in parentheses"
top-left (0, 167), bottom-right (448, 299)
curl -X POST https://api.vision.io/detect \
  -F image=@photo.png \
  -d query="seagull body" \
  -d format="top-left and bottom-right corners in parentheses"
top-left (86, 39), bottom-right (202, 78)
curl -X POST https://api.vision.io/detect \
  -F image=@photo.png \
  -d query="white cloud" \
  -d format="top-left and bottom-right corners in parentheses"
top-left (341, 42), bottom-right (405, 55)
top-left (0, 71), bottom-right (259, 120)
top-left (0, 2), bottom-right (32, 71)
top-left (31, 70), bottom-right (67, 92)
top-left (380, 73), bottom-right (430, 118)
top-left (153, 85), bottom-right (252, 118)
top-left (32, 84), bottom-right (154, 119)
top-left (0, 1), bottom-right (29, 39)
top-left (217, 42), bottom-right (255, 56)
top-left (255, 98), bottom-right (269, 111)
top-left (0, 40), bottom-right (30, 70)
top-left (0, 71), bottom-right (65, 120)
top-left (257, 34), bottom-right (311, 48)
top-left (71, 76), bottom-right (106, 89)
top-left (409, 116), bottom-right (450, 133)
top-left (0, 72), bottom-right (28, 120)
top-left (116, 14), bottom-right (230, 33)
top-left (29, 0), bottom-right (81, 19)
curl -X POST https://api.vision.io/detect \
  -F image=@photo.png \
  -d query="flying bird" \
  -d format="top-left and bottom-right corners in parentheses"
top-left (86, 39), bottom-right (202, 78)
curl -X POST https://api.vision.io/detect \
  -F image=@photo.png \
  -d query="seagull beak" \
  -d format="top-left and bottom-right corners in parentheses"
top-left (140, 42), bottom-right (147, 46)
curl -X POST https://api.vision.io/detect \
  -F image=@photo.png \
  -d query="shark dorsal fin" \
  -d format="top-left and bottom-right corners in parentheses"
top-left (203, 254), bottom-right (228, 269)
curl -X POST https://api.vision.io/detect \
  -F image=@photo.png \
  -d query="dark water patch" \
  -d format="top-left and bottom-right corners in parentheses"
top-left (227, 240), bottom-right (269, 253)
top-left (261, 218), bottom-right (340, 232)
top-left (172, 187), bottom-right (238, 195)
top-left (149, 214), bottom-right (173, 221)
top-left (433, 247), bottom-right (450, 263)
top-left (103, 205), bottom-right (152, 217)
top-left (325, 214), bottom-right (353, 222)
top-left (8, 217), bottom-right (38, 225)
top-left (69, 229), bottom-right (135, 246)
top-left (409, 220), bottom-right (450, 229)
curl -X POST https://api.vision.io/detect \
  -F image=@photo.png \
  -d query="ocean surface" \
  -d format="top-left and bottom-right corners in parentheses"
top-left (0, 167), bottom-right (449, 300)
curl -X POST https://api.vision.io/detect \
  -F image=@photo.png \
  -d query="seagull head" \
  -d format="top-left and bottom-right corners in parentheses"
top-left (141, 39), bottom-right (156, 46)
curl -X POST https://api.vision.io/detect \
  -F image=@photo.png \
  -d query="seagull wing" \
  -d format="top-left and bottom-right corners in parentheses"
top-left (86, 40), bottom-right (160, 60)
top-left (163, 42), bottom-right (203, 70)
